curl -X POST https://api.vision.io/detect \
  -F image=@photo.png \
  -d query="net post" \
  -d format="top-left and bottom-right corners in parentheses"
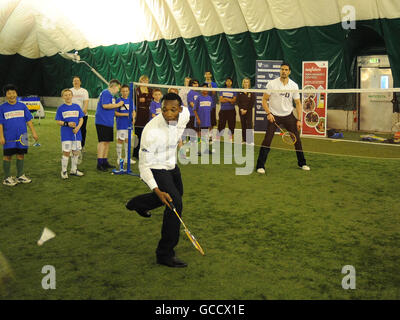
top-left (127, 82), bottom-right (134, 173)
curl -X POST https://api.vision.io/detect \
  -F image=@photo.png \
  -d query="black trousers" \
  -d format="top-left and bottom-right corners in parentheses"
top-left (256, 113), bottom-right (306, 169)
top-left (133, 126), bottom-right (144, 159)
top-left (239, 110), bottom-right (253, 142)
top-left (81, 115), bottom-right (88, 148)
top-left (126, 165), bottom-right (183, 259)
top-left (211, 107), bottom-right (217, 127)
top-left (218, 109), bottom-right (236, 136)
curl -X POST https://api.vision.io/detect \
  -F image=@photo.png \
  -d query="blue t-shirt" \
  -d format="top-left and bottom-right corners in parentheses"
top-left (206, 81), bottom-right (218, 108)
top-left (95, 89), bottom-right (116, 128)
top-left (0, 101), bottom-right (33, 149)
top-left (187, 90), bottom-right (200, 117)
top-left (194, 95), bottom-right (213, 128)
top-left (219, 90), bottom-right (237, 111)
top-left (55, 103), bottom-right (84, 142)
top-left (116, 97), bottom-right (135, 130)
top-left (149, 101), bottom-right (162, 118)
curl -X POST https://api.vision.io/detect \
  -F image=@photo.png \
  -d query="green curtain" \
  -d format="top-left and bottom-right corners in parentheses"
top-left (148, 40), bottom-right (175, 85)
top-left (165, 38), bottom-right (193, 85)
top-left (182, 36), bottom-right (212, 83)
top-left (202, 33), bottom-right (236, 88)
top-left (225, 31), bottom-right (257, 87)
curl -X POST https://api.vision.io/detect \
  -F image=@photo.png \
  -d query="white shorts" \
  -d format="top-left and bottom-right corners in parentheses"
top-left (117, 129), bottom-right (129, 141)
top-left (62, 140), bottom-right (82, 152)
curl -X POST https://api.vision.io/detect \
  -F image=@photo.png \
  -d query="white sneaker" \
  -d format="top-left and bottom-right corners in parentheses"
top-left (300, 165), bottom-right (310, 171)
top-left (70, 170), bottom-right (84, 177)
top-left (256, 168), bottom-right (266, 174)
top-left (61, 171), bottom-right (68, 179)
top-left (16, 174), bottom-right (32, 184)
top-left (125, 158), bottom-right (136, 165)
top-left (3, 176), bottom-right (18, 187)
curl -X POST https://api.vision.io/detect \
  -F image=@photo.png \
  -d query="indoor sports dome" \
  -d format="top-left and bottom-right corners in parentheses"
top-left (2, 0), bottom-right (400, 303)
top-left (1, 0), bottom-right (400, 96)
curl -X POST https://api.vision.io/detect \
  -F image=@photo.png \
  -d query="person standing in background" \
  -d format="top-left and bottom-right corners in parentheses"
top-left (0, 84), bottom-right (39, 186)
top-left (70, 76), bottom-right (89, 162)
top-left (133, 75), bottom-right (153, 160)
top-left (237, 78), bottom-right (256, 145)
top-left (149, 89), bottom-right (163, 118)
top-left (217, 77), bottom-right (237, 142)
top-left (95, 79), bottom-right (124, 171)
top-left (179, 77), bottom-right (191, 108)
top-left (185, 79), bottom-right (200, 141)
top-left (204, 71), bottom-right (218, 129)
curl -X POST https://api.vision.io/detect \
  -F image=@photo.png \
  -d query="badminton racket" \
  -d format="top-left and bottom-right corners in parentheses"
top-left (273, 121), bottom-right (297, 145)
top-left (7, 132), bottom-right (35, 146)
top-left (169, 201), bottom-right (205, 256)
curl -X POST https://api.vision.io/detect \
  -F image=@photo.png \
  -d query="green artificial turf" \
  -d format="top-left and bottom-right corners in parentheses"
top-left (0, 110), bottom-right (399, 299)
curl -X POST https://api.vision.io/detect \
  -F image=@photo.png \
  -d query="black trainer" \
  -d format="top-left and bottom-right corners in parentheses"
top-left (157, 256), bottom-right (187, 268)
top-left (103, 162), bottom-right (116, 169)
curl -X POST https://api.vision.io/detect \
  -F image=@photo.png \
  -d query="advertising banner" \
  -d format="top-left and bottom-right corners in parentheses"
top-left (301, 61), bottom-right (328, 137)
top-left (254, 60), bottom-right (282, 132)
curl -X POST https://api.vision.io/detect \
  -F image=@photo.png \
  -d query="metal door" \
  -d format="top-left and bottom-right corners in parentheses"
top-left (360, 67), bottom-right (393, 132)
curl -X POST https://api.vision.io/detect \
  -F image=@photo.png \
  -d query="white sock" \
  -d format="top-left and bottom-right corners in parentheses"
top-left (124, 142), bottom-right (129, 160)
top-left (71, 154), bottom-right (78, 172)
top-left (61, 156), bottom-right (69, 172)
top-left (116, 143), bottom-right (123, 160)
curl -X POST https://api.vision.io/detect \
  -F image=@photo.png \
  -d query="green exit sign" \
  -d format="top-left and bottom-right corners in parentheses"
top-left (369, 58), bottom-right (380, 63)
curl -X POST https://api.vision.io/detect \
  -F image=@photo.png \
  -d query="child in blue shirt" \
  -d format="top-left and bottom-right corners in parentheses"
top-left (55, 89), bottom-right (85, 179)
top-left (95, 79), bottom-right (124, 171)
top-left (115, 84), bottom-right (136, 166)
top-left (194, 83), bottom-right (214, 154)
top-left (0, 84), bottom-right (39, 186)
top-left (149, 88), bottom-right (163, 119)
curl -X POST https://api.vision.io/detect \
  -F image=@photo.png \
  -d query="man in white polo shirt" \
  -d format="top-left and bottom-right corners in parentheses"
top-left (70, 76), bottom-right (89, 152)
top-left (256, 62), bottom-right (310, 173)
top-left (126, 92), bottom-right (190, 268)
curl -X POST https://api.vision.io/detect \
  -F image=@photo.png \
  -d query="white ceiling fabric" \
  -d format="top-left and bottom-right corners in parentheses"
top-left (1, 0), bottom-right (400, 58)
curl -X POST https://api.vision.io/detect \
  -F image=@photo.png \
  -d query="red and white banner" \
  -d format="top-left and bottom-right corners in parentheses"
top-left (301, 61), bottom-right (328, 137)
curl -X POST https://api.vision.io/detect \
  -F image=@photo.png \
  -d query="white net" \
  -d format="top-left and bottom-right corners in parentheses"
top-left (131, 81), bottom-right (400, 161)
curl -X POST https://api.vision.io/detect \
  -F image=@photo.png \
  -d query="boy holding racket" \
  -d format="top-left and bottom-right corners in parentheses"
top-left (115, 84), bottom-right (136, 166)
top-left (0, 84), bottom-right (38, 186)
top-left (256, 63), bottom-right (310, 173)
top-left (95, 79), bottom-right (124, 171)
top-left (55, 89), bottom-right (85, 179)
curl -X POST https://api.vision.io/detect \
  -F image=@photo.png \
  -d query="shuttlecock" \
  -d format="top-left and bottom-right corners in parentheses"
top-left (37, 228), bottom-right (56, 246)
